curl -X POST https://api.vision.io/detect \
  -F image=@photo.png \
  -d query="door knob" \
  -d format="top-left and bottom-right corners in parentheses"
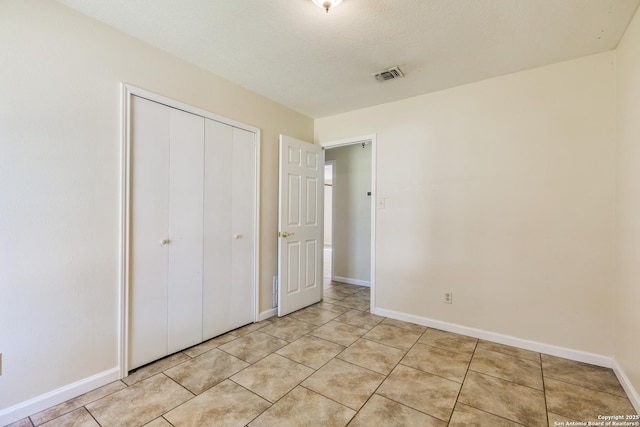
top-left (233, 234), bottom-right (242, 239)
top-left (161, 239), bottom-right (169, 245)
top-left (279, 231), bottom-right (295, 238)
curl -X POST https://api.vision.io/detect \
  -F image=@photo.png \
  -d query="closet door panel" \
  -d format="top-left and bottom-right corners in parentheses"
top-left (167, 109), bottom-right (205, 353)
top-left (230, 127), bottom-right (256, 328)
top-left (128, 93), bottom-right (258, 370)
top-left (129, 96), bottom-right (171, 369)
top-left (202, 119), bottom-right (233, 339)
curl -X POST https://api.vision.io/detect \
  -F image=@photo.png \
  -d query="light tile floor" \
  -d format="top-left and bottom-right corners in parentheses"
top-left (9, 282), bottom-right (638, 427)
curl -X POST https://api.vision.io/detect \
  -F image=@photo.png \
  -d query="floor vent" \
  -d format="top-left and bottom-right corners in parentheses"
top-left (373, 66), bottom-right (404, 82)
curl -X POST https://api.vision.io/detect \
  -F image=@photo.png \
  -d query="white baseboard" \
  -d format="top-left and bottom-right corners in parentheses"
top-left (376, 307), bottom-right (640, 409)
top-left (612, 359), bottom-right (640, 413)
top-left (259, 308), bottom-right (277, 321)
top-left (4, 318), bottom-right (636, 426)
top-left (371, 307), bottom-right (613, 368)
top-left (332, 276), bottom-right (371, 287)
top-left (0, 367), bottom-right (120, 426)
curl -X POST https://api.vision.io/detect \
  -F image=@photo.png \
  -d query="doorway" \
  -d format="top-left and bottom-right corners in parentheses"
top-left (323, 161), bottom-right (335, 287)
top-left (321, 135), bottom-right (376, 309)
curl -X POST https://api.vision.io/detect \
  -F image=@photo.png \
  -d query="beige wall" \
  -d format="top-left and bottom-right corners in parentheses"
top-left (2, 0), bottom-right (638, 417)
top-left (0, 0), bottom-right (312, 412)
top-left (316, 52), bottom-right (617, 355)
top-left (325, 144), bottom-right (372, 283)
top-left (615, 6), bottom-right (640, 401)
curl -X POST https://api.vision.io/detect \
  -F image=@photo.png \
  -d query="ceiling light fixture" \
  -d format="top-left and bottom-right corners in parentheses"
top-left (312, 0), bottom-right (343, 13)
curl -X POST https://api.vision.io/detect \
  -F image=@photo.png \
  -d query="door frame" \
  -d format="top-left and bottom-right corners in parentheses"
top-left (119, 83), bottom-right (261, 378)
top-left (323, 160), bottom-right (336, 282)
top-left (320, 134), bottom-right (377, 311)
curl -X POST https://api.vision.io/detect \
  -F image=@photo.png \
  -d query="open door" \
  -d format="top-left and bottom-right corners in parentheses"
top-left (278, 135), bottom-right (324, 316)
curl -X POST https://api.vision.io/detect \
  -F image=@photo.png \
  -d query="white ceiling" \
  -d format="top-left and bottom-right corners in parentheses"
top-left (57, 0), bottom-right (639, 118)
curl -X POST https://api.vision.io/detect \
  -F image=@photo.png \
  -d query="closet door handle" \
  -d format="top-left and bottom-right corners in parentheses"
top-left (233, 234), bottom-right (242, 240)
top-left (161, 239), bottom-right (169, 245)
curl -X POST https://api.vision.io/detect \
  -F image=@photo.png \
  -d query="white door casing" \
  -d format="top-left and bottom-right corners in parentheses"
top-left (278, 135), bottom-right (324, 316)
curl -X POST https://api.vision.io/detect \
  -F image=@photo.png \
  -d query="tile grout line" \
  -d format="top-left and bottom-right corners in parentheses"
top-left (542, 356), bottom-right (552, 427)
top-left (542, 375), bottom-right (633, 399)
top-left (456, 340), bottom-right (549, 426)
top-left (225, 377), bottom-right (275, 423)
top-left (464, 369), bottom-right (546, 393)
top-left (27, 380), bottom-right (129, 427)
top-left (355, 326), bottom-right (430, 422)
top-left (254, 291), bottom-right (381, 423)
top-left (25, 285), bottom-right (634, 426)
top-left (237, 293), bottom-right (373, 424)
top-left (84, 405), bottom-right (101, 427)
top-left (297, 384), bottom-right (359, 421)
top-left (449, 338), bottom-right (478, 425)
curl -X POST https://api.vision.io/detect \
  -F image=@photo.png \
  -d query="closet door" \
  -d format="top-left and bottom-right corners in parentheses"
top-left (202, 121), bottom-right (256, 338)
top-left (203, 119), bottom-right (233, 339)
top-left (129, 96), bottom-right (204, 368)
top-left (129, 96), bottom-right (171, 369)
top-left (128, 93), bottom-right (257, 369)
top-left (166, 109), bottom-right (204, 354)
top-left (230, 127), bottom-right (256, 328)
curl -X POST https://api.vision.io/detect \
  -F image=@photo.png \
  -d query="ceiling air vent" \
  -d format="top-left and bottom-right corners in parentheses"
top-left (372, 66), bottom-right (404, 82)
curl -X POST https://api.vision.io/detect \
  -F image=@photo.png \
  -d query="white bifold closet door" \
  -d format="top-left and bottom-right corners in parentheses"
top-left (166, 108), bottom-right (204, 355)
top-left (129, 95), bottom-right (255, 370)
top-left (203, 119), bottom-right (256, 339)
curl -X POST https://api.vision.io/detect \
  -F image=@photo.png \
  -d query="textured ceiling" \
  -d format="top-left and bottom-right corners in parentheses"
top-left (56, 0), bottom-right (640, 118)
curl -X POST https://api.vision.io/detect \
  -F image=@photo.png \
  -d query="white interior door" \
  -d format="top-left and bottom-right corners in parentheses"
top-left (278, 135), bottom-right (324, 316)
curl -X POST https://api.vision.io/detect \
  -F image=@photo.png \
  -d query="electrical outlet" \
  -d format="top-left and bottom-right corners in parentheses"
top-left (444, 292), bottom-right (453, 304)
